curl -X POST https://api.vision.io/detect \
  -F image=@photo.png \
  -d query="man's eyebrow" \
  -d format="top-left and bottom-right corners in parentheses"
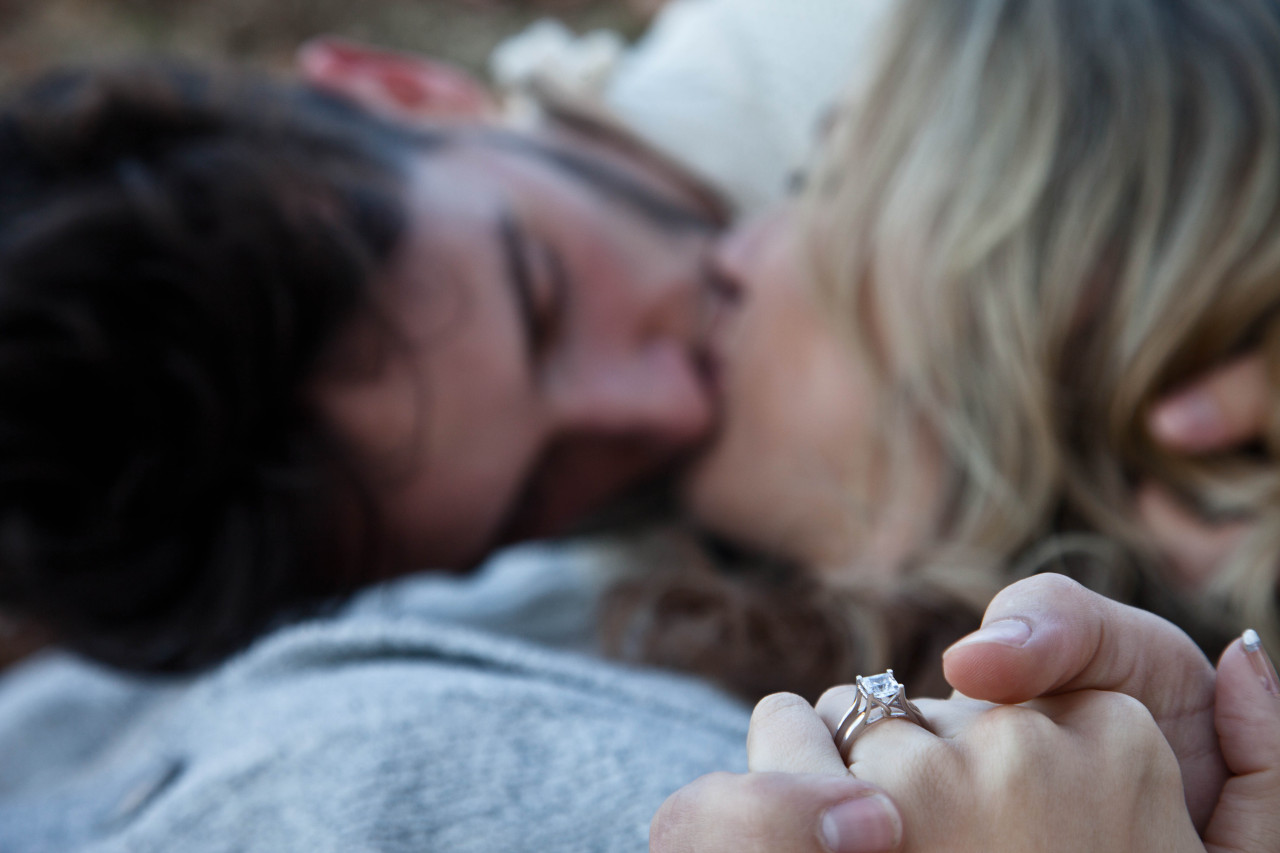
top-left (482, 133), bottom-right (719, 234)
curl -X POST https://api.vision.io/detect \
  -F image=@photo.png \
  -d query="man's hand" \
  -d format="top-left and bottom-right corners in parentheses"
top-left (1149, 356), bottom-right (1268, 452)
top-left (1141, 355), bottom-right (1266, 584)
top-left (809, 686), bottom-right (1201, 853)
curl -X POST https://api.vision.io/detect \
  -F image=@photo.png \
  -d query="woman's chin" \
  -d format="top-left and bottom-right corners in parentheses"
top-left (678, 444), bottom-right (825, 566)
top-left (678, 445), bottom-right (761, 547)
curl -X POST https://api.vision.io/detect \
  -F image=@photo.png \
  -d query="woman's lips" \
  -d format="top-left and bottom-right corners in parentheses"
top-left (699, 254), bottom-right (744, 359)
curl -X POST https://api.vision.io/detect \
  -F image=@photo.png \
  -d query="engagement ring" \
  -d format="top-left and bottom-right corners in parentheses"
top-left (835, 669), bottom-right (930, 761)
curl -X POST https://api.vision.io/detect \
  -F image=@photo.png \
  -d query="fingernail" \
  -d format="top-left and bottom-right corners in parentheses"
top-left (821, 793), bottom-right (901, 853)
top-left (1151, 392), bottom-right (1221, 445)
top-left (945, 618), bottom-right (1032, 655)
top-left (1243, 629), bottom-right (1280, 697)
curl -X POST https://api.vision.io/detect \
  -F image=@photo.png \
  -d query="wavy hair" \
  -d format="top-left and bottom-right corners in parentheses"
top-left (606, 0), bottom-right (1280, 700)
top-left (807, 0), bottom-right (1280, 651)
top-left (0, 61), bottom-right (432, 671)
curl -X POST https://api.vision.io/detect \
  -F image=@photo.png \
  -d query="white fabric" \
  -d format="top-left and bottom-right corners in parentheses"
top-left (605, 0), bottom-right (895, 213)
top-left (492, 0), bottom-right (896, 214)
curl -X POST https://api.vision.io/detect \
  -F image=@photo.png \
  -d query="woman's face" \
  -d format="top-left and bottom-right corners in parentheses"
top-left (683, 205), bottom-right (941, 581)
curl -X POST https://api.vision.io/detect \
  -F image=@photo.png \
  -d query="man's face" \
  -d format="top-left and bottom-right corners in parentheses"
top-left (311, 123), bottom-right (729, 571)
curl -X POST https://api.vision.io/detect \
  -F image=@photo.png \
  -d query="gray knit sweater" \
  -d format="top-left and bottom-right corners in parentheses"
top-left (0, 544), bottom-right (751, 852)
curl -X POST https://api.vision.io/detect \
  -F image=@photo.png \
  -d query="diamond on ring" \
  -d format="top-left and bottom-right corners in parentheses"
top-left (835, 669), bottom-right (930, 762)
top-left (861, 671), bottom-right (901, 702)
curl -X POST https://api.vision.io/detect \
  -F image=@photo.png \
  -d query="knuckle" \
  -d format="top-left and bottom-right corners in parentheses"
top-left (649, 773), bottom-right (794, 853)
top-left (1081, 693), bottom-right (1185, 803)
top-left (751, 692), bottom-right (812, 727)
top-left (1098, 689), bottom-right (1151, 721)
top-left (1106, 696), bottom-right (1172, 761)
top-left (897, 740), bottom-right (967, 805)
top-left (857, 729), bottom-right (962, 787)
top-left (969, 703), bottom-right (1059, 747)
top-left (649, 772), bottom-right (730, 853)
top-left (964, 705), bottom-right (1060, 786)
top-left (730, 777), bottom-right (790, 851)
top-left (737, 771), bottom-right (788, 804)
top-left (1087, 691), bottom-right (1160, 742)
top-left (747, 694), bottom-right (828, 764)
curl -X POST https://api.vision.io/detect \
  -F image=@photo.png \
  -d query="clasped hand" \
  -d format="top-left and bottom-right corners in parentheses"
top-left (651, 574), bottom-right (1280, 853)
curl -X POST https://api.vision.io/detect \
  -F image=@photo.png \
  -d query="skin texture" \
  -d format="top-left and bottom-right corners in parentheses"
top-left (939, 575), bottom-right (1225, 828)
top-left (650, 576), bottom-right (1280, 853)
top-left (816, 691), bottom-right (1198, 852)
top-left (682, 206), bottom-right (873, 570)
top-left (312, 137), bottom-right (724, 569)
top-left (684, 206), bottom-right (941, 578)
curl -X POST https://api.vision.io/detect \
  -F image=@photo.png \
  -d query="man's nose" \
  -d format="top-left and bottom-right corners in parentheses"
top-left (549, 233), bottom-right (721, 448)
top-left (552, 339), bottom-right (714, 448)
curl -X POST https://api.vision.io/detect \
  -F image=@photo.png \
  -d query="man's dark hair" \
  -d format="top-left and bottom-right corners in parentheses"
top-left (0, 60), bottom-right (424, 672)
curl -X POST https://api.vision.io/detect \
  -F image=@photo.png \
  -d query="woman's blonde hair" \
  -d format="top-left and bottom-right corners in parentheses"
top-left (808, 0), bottom-right (1280, 649)
top-left (604, 0), bottom-right (1280, 701)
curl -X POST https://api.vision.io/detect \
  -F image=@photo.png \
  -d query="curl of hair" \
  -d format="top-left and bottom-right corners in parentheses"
top-left (0, 60), bottom-right (420, 671)
top-left (804, 0), bottom-right (1280, 655)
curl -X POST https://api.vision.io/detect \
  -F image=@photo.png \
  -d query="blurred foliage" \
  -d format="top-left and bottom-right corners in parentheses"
top-left (0, 0), bottom-right (652, 86)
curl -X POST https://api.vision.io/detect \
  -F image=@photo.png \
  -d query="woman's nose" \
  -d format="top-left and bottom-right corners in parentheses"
top-left (710, 206), bottom-right (788, 292)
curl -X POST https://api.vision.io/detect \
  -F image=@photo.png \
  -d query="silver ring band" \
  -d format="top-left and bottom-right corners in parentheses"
top-left (835, 670), bottom-right (930, 762)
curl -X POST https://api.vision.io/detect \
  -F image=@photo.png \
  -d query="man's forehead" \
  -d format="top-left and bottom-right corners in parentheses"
top-left (527, 77), bottom-right (732, 226)
top-left (410, 117), bottom-right (723, 235)
top-left (481, 131), bottom-right (721, 234)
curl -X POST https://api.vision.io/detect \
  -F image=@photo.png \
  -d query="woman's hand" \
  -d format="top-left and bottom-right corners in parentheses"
top-left (1203, 633), bottom-right (1280, 852)
top-left (650, 576), bottom-right (1280, 853)
top-left (758, 686), bottom-right (1200, 852)
top-left (654, 687), bottom-right (1200, 853)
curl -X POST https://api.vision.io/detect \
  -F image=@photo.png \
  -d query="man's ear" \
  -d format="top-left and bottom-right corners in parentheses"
top-left (297, 37), bottom-right (498, 121)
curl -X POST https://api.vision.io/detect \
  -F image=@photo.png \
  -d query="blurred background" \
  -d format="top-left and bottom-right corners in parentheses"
top-left (0, 0), bottom-right (662, 87)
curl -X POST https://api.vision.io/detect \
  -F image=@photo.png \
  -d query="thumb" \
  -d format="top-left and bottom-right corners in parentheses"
top-left (1203, 631), bottom-right (1280, 853)
top-left (650, 772), bottom-right (902, 853)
